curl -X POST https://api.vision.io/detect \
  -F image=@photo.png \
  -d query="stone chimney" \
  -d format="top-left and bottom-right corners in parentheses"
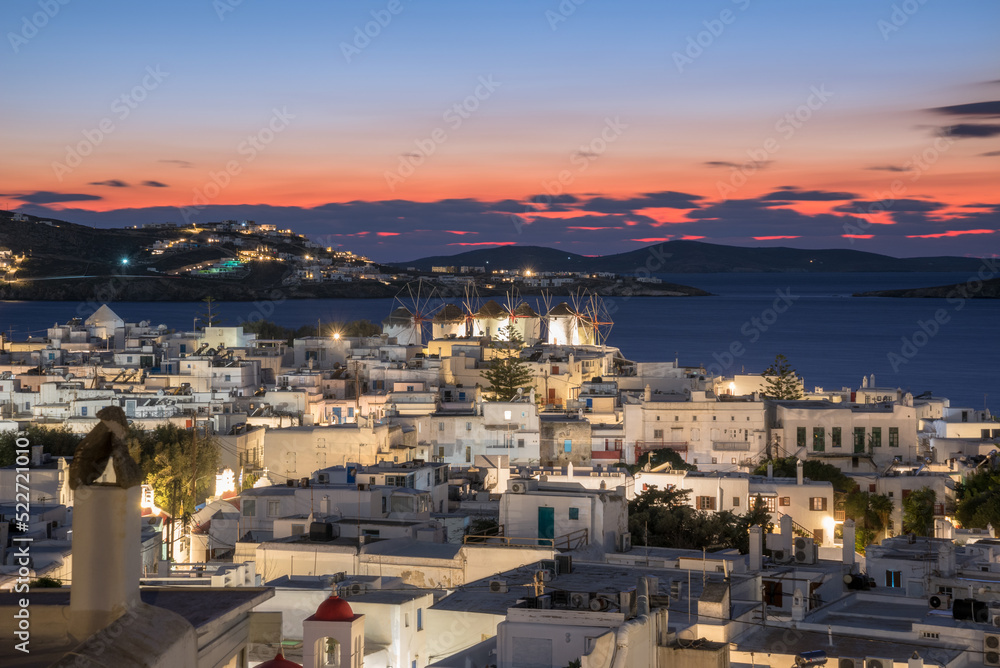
top-left (842, 519), bottom-right (856, 566)
top-left (68, 407), bottom-right (145, 640)
top-left (644, 384), bottom-right (652, 402)
top-left (796, 459), bottom-right (803, 485)
top-left (749, 526), bottom-right (763, 571)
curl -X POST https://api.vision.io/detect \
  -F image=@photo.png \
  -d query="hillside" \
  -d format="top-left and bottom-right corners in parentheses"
top-left (399, 240), bottom-right (986, 274)
top-left (854, 276), bottom-right (1000, 299)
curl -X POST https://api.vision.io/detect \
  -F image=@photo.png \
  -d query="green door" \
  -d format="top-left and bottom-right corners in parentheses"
top-left (538, 507), bottom-right (555, 546)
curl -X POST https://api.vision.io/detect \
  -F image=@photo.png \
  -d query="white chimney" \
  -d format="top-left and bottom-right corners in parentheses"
top-left (644, 384), bottom-right (652, 402)
top-left (31, 445), bottom-right (44, 466)
top-left (767, 462), bottom-right (773, 479)
top-left (67, 407), bottom-right (144, 641)
top-left (796, 459), bottom-right (803, 485)
top-left (749, 526), bottom-right (763, 571)
top-left (908, 653), bottom-right (923, 668)
top-left (70, 484), bottom-right (141, 639)
top-left (780, 514), bottom-right (793, 554)
top-left (842, 519), bottom-right (856, 566)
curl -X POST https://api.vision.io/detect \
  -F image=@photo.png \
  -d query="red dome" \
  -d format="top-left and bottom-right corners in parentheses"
top-left (313, 594), bottom-right (354, 621)
top-left (257, 652), bottom-right (301, 668)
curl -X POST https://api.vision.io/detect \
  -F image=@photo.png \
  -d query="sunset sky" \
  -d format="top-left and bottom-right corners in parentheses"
top-left (2, 0), bottom-right (998, 261)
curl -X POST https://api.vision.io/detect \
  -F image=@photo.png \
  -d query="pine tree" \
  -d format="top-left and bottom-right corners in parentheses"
top-left (481, 325), bottom-right (534, 401)
top-left (760, 354), bottom-right (803, 399)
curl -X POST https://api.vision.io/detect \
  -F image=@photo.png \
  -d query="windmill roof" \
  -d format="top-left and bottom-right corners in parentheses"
top-left (476, 300), bottom-right (507, 318)
top-left (382, 307), bottom-right (413, 325)
top-left (433, 304), bottom-right (465, 322)
top-left (84, 304), bottom-right (124, 326)
top-left (512, 303), bottom-right (538, 317)
top-left (547, 302), bottom-right (576, 316)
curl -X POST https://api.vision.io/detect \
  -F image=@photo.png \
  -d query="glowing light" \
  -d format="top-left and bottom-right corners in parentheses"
top-left (121, 258), bottom-right (129, 265)
top-left (333, 332), bottom-right (341, 340)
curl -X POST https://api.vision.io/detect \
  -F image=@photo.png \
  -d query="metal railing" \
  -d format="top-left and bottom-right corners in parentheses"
top-left (462, 527), bottom-right (589, 550)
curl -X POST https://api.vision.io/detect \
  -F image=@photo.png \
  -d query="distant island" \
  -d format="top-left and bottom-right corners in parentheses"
top-left (397, 240), bottom-right (987, 274)
top-left (0, 212), bottom-right (708, 301)
top-left (854, 276), bottom-right (1000, 299)
top-left (1, 211), bottom-right (990, 302)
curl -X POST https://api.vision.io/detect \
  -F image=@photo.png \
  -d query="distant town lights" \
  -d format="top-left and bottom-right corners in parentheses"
top-left (121, 258), bottom-right (129, 265)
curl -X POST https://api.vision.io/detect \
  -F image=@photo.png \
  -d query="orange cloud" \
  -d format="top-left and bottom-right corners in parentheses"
top-left (630, 237), bottom-right (672, 243)
top-left (376, 232), bottom-right (400, 237)
top-left (753, 236), bottom-right (800, 240)
top-left (905, 229), bottom-right (995, 239)
top-left (445, 230), bottom-right (477, 235)
top-left (568, 226), bottom-right (623, 231)
top-left (842, 234), bottom-right (874, 239)
top-left (680, 235), bottom-right (705, 240)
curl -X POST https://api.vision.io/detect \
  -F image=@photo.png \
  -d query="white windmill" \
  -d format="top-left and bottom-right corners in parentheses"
top-left (385, 279), bottom-right (442, 346)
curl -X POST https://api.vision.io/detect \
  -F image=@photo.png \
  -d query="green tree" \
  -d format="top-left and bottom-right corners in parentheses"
top-left (956, 468), bottom-right (1000, 529)
top-left (0, 425), bottom-right (82, 467)
top-left (902, 487), bottom-right (936, 536)
top-left (197, 296), bottom-right (221, 329)
top-left (628, 485), bottom-right (771, 554)
top-left (130, 424), bottom-right (221, 516)
top-left (752, 457), bottom-right (858, 493)
top-left (481, 325), bottom-right (534, 401)
top-left (760, 354), bottom-right (803, 400)
top-left (29, 576), bottom-right (62, 588)
top-left (845, 491), bottom-right (894, 553)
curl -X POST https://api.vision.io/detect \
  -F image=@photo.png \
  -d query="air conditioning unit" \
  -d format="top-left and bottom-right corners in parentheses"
top-left (839, 658), bottom-right (863, 668)
top-left (928, 593), bottom-right (952, 610)
top-left (317, 472), bottom-right (330, 484)
top-left (338, 582), bottom-right (367, 597)
top-left (794, 537), bottom-right (817, 564)
top-left (589, 596), bottom-right (610, 612)
top-left (617, 532), bottom-right (632, 553)
top-left (984, 634), bottom-right (1000, 666)
top-left (510, 481), bottom-right (528, 494)
top-left (865, 658), bottom-right (892, 668)
top-left (772, 549), bottom-right (790, 563)
top-left (670, 580), bottom-right (682, 597)
top-left (541, 559), bottom-right (558, 575)
top-left (537, 569), bottom-right (553, 582)
top-left (570, 592), bottom-right (591, 609)
top-left (994, 615), bottom-right (1000, 628)
top-left (489, 579), bottom-right (508, 594)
